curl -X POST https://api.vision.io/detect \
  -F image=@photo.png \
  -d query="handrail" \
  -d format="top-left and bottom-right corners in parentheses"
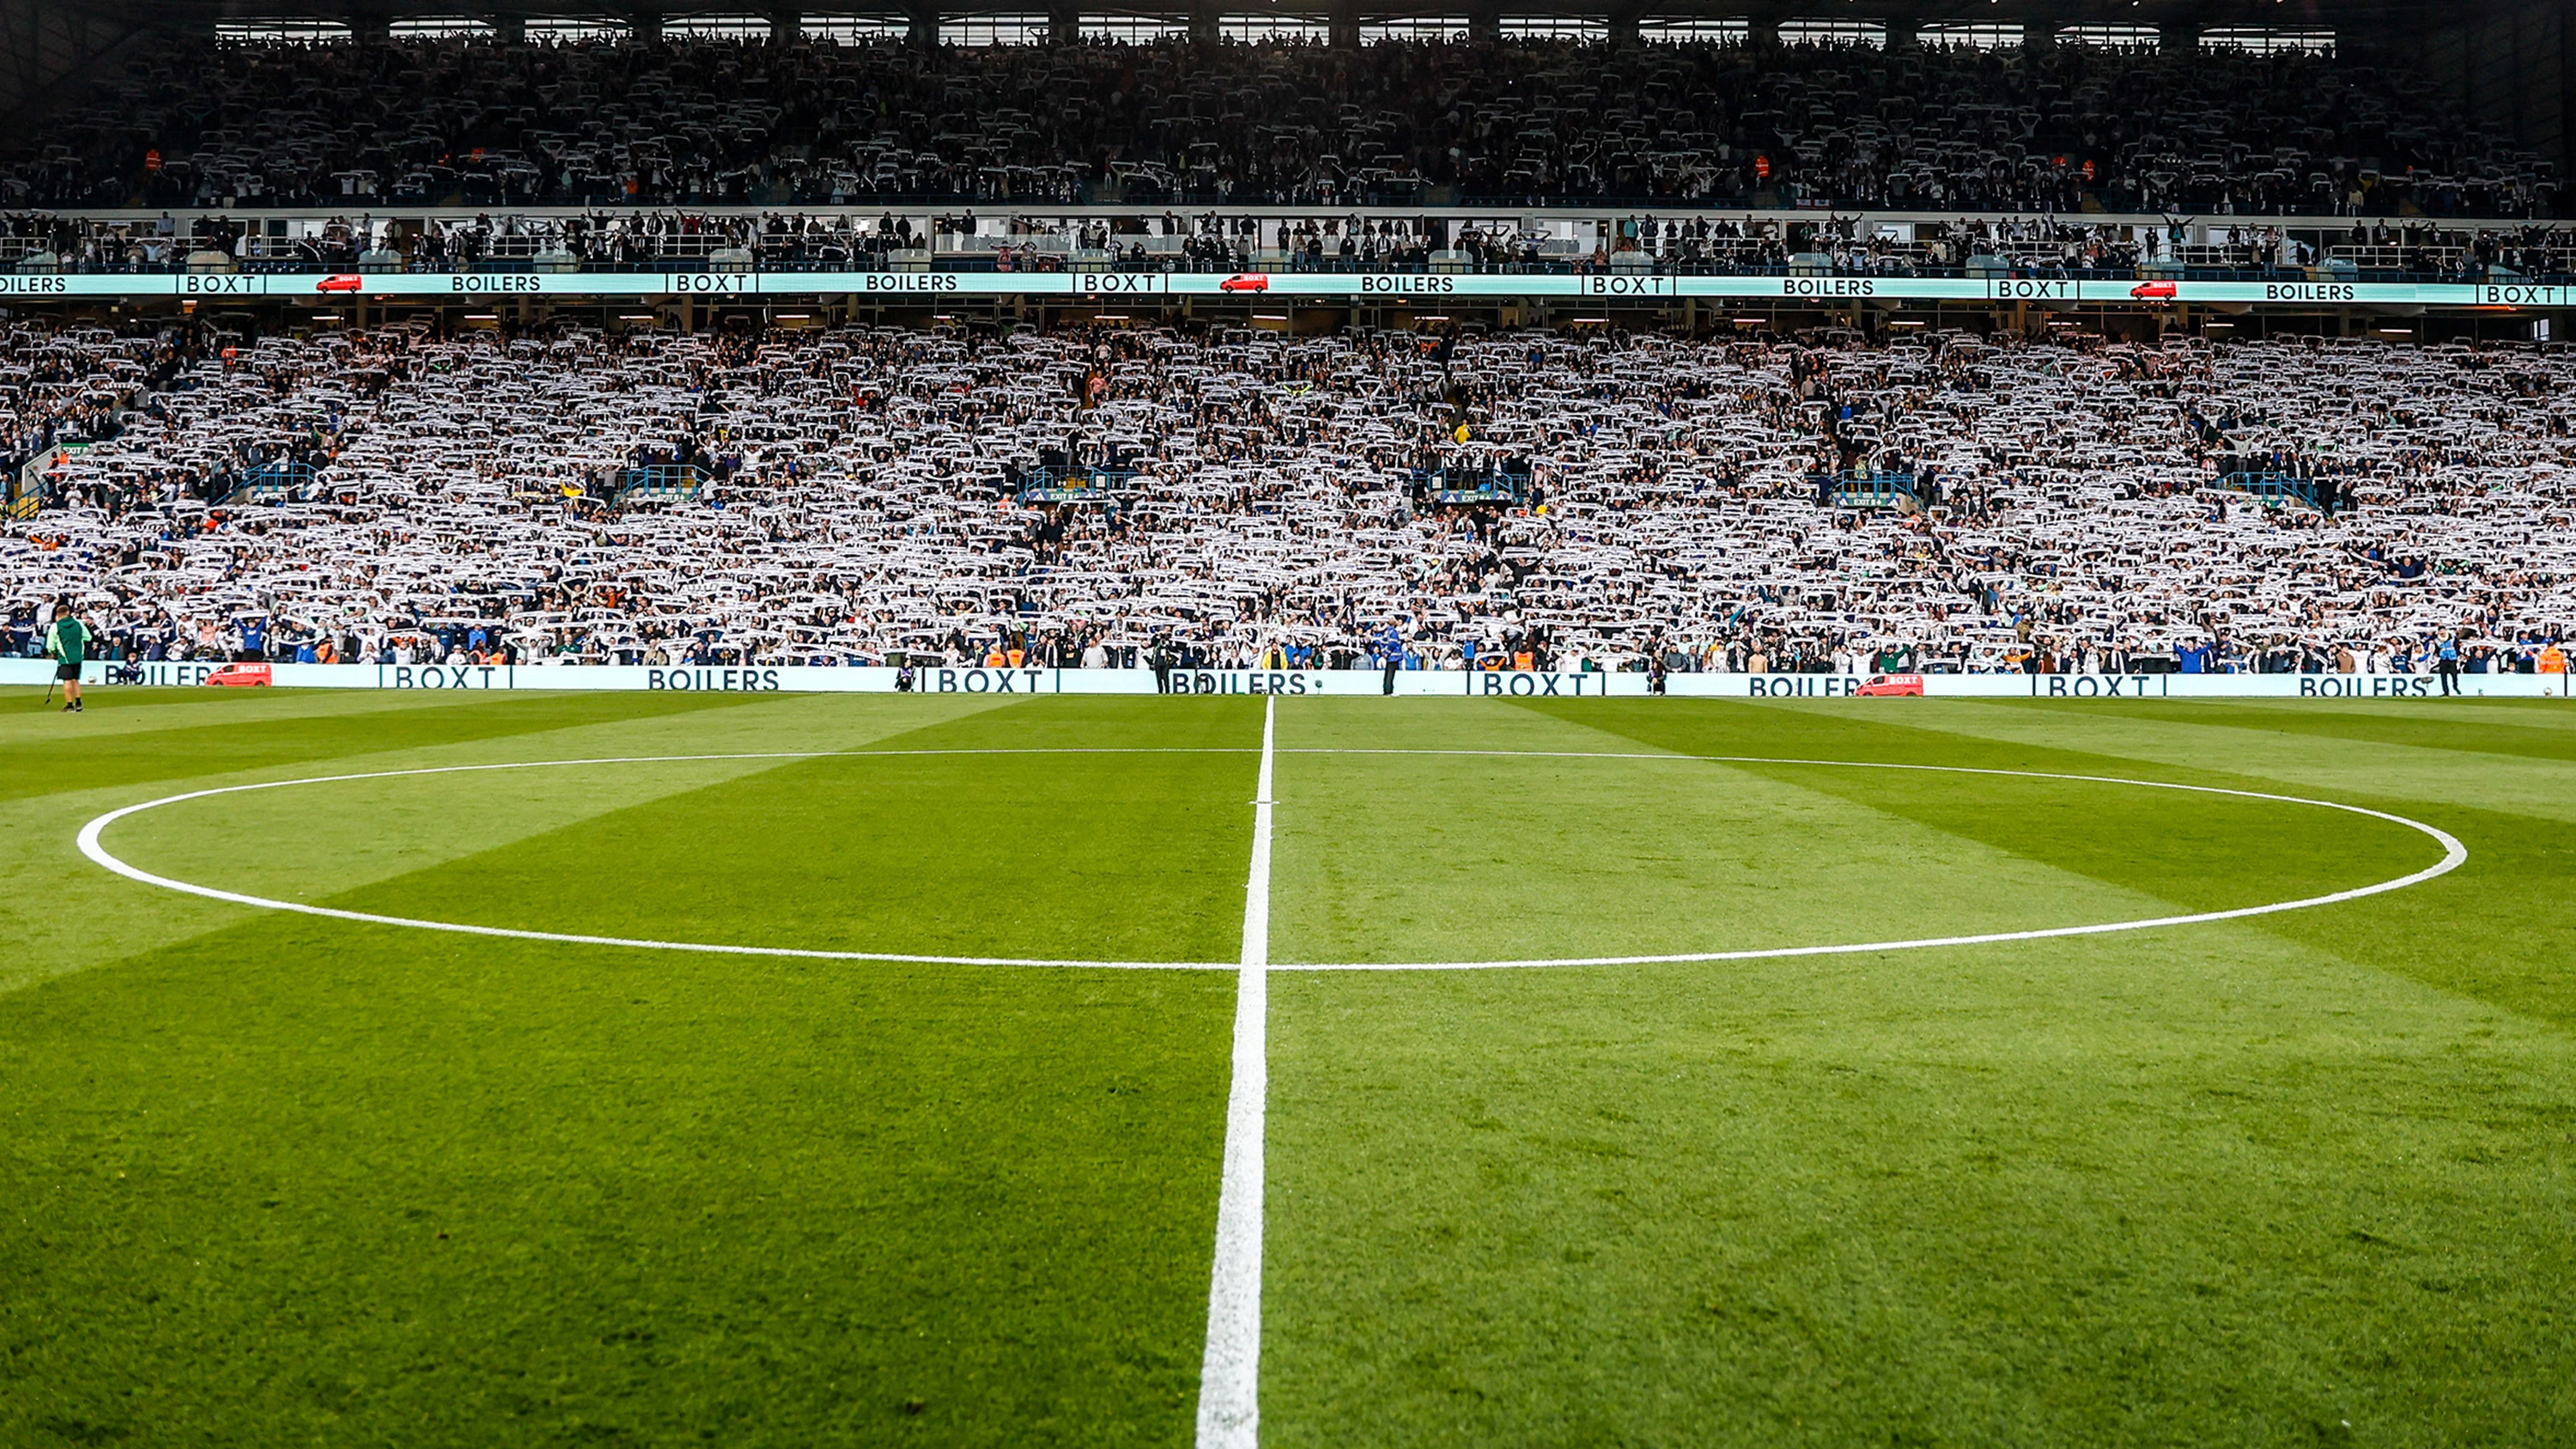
top-left (2220, 471), bottom-right (2319, 508)
top-left (1412, 466), bottom-right (1530, 506)
top-left (1015, 464), bottom-right (1138, 503)
top-left (220, 458), bottom-right (320, 503)
top-left (1820, 471), bottom-right (1921, 509)
top-left (611, 462), bottom-right (708, 502)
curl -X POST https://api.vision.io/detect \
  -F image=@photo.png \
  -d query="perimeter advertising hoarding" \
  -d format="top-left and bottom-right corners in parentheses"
top-left (3, 271), bottom-right (2566, 309)
top-left (6, 660), bottom-right (2562, 698)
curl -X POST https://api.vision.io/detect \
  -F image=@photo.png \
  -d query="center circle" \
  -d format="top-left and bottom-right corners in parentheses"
top-left (75, 749), bottom-right (2466, 971)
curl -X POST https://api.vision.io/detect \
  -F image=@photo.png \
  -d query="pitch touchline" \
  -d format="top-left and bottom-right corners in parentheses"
top-left (73, 747), bottom-right (2466, 971)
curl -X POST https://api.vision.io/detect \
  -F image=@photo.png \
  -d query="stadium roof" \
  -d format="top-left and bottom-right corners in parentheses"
top-left (7, 0), bottom-right (2524, 35)
top-left (6, 0), bottom-right (2553, 155)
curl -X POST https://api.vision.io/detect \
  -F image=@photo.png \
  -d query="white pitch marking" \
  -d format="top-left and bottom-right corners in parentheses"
top-left (68, 752), bottom-right (1229, 970)
top-left (1267, 750), bottom-right (2473, 970)
top-left (74, 748), bottom-right (2466, 973)
top-left (1197, 697), bottom-right (1274, 1449)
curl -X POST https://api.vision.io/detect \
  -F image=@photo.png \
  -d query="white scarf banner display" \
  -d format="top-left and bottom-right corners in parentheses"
top-left (3, 660), bottom-right (2566, 699)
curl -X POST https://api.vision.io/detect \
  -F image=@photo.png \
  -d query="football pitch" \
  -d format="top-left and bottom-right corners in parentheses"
top-left (3, 688), bottom-right (2572, 1447)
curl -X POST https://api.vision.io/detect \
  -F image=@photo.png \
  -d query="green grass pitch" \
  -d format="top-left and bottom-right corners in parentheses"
top-left (3, 687), bottom-right (2572, 1447)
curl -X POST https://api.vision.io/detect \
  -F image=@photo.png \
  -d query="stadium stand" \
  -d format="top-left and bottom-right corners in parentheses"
top-left (0, 34), bottom-right (2561, 218)
top-left (3, 18), bottom-right (2571, 680)
top-left (4, 319), bottom-right (2571, 675)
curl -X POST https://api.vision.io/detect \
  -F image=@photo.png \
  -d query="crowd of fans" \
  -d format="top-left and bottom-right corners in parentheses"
top-left (2, 34), bottom-right (2558, 217)
top-left (4, 315), bottom-right (2570, 677)
top-left (5, 205), bottom-right (2573, 284)
top-left (0, 326), bottom-right (191, 491)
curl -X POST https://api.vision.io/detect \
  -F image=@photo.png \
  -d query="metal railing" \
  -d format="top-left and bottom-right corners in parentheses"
top-left (1014, 464), bottom-right (1137, 504)
top-left (1825, 472), bottom-right (1921, 510)
top-left (2220, 472), bottom-right (2318, 508)
top-left (611, 463), bottom-right (708, 504)
top-left (222, 459), bottom-right (319, 503)
top-left (1413, 467), bottom-right (1530, 507)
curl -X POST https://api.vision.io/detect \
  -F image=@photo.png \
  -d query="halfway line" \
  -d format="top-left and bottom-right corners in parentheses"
top-left (1199, 695), bottom-right (1273, 1449)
